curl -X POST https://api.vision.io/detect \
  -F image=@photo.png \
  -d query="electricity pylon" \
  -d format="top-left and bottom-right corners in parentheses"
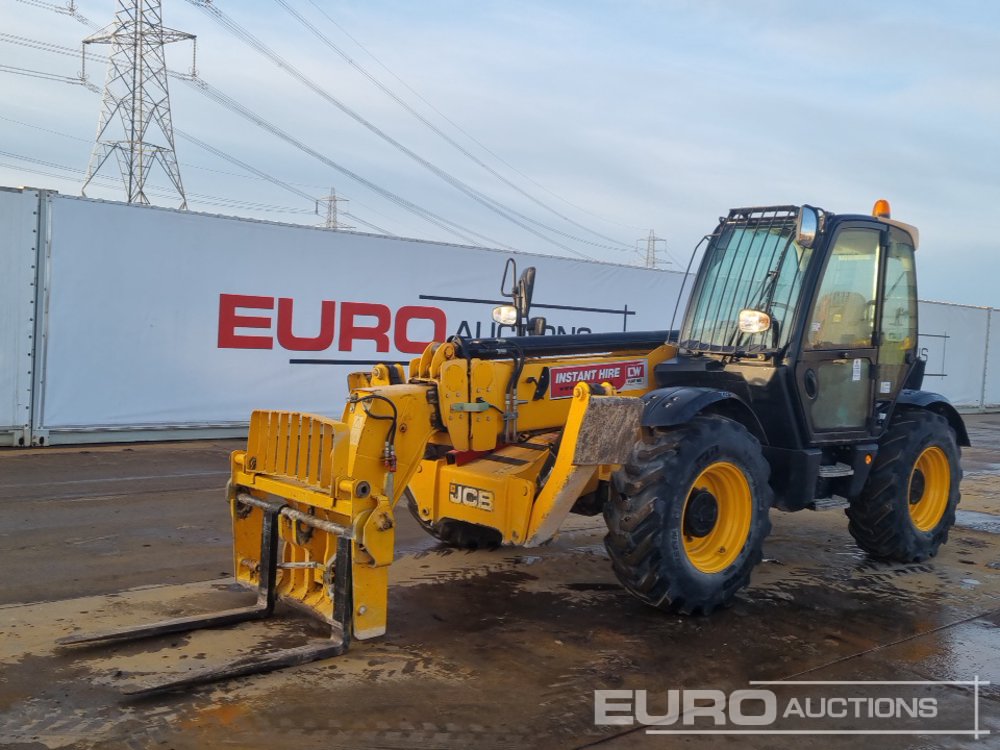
top-left (82, 1), bottom-right (195, 208)
top-left (637, 229), bottom-right (669, 268)
top-left (318, 188), bottom-right (353, 230)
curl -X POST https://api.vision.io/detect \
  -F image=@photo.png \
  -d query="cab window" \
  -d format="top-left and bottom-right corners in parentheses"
top-left (806, 228), bottom-right (880, 350)
top-left (876, 229), bottom-right (918, 400)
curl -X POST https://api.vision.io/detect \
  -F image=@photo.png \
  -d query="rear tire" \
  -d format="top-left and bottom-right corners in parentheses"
top-left (604, 415), bottom-right (772, 615)
top-left (405, 490), bottom-right (502, 549)
top-left (847, 410), bottom-right (961, 562)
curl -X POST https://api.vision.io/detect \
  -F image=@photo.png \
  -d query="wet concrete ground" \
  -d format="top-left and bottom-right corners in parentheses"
top-left (1, 416), bottom-right (999, 749)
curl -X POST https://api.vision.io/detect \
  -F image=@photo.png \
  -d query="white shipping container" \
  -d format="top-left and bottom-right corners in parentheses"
top-left (1, 187), bottom-right (995, 446)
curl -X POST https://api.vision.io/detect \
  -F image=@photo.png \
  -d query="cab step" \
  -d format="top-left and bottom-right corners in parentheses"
top-left (818, 462), bottom-right (854, 478)
top-left (810, 496), bottom-right (850, 510)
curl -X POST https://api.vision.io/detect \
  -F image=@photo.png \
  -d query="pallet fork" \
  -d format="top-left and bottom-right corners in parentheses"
top-left (57, 494), bottom-right (354, 696)
top-left (58, 350), bottom-right (652, 694)
top-left (56, 493), bottom-right (351, 697)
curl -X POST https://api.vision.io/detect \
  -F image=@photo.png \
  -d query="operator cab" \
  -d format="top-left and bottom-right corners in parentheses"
top-left (654, 201), bottom-right (964, 509)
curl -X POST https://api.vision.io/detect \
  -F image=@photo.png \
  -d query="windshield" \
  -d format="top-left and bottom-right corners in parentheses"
top-left (681, 208), bottom-right (813, 354)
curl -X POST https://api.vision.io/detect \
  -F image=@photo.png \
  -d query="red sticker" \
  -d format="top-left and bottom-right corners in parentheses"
top-left (548, 359), bottom-right (648, 399)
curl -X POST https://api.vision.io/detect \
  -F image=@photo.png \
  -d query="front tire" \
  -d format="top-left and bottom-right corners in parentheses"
top-left (604, 415), bottom-right (773, 615)
top-left (847, 409), bottom-right (961, 562)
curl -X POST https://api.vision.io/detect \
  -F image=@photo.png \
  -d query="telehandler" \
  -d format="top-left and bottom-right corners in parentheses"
top-left (61, 201), bottom-right (966, 694)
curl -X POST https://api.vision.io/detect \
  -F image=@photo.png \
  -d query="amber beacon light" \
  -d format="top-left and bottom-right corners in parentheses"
top-left (872, 199), bottom-right (891, 219)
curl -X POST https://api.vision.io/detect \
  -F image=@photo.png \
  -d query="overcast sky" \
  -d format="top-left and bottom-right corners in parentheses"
top-left (1, 0), bottom-right (998, 306)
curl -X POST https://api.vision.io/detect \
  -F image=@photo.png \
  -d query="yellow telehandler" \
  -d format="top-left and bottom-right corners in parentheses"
top-left (61, 202), bottom-right (967, 695)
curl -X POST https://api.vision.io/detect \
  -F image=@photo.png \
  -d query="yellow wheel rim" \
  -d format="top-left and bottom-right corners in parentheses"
top-left (681, 461), bottom-right (753, 574)
top-left (908, 446), bottom-right (950, 532)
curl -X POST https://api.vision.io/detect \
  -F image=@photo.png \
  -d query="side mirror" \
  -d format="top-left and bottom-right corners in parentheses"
top-left (498, 258), bottom-right (538, 335)
top-left (515, 267), bottom-right (536, 324)
top-left (796, 205), bottom-right (819, 248)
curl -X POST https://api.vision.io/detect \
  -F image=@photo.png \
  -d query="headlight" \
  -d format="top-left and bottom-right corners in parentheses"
top-left (492, 305), bottom-right (519, 326)
top-left (738, 309), bottom-right (771, 334)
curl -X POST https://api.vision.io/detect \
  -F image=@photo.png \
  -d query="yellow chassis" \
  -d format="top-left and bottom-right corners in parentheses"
top-left (230, 340), bottom-right (677, 640)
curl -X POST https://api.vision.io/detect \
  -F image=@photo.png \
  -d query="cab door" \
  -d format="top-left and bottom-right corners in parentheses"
top-left (795, 223), bottom-right (882, 443)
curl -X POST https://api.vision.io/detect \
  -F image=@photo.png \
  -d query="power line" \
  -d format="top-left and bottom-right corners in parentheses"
top-left (0, 34), bottom-right (436, 240)
top-left (0, 62), bottom-right (97, 90)
top-left (301, 0), bottom-right (645, 233)
top-left (181, 75), bottom-right (513, 248)
top-left (0, 113), bottom-right (91, 142)
top-left (180, 155), bottom-right (398, 231)
top-left (0, 108), bottom-right (397, 224)
top-left (15, 0), bottom-right (97, 27)
top-left (11, 1), bottom-right (647, 250)
top-left (0, 148), bottom-right (315, 213)
top-left (15, 0), bottom-right (72, 11)
top-left (176, 133), bottom-right (386, 234)
top-left (0, 111), bottom-right (329, 216)
top-left (0, 31), bottom-right (90, 58)
top-left (340, 211), bottom-right (392, 235)
top-left (1, 24), bottom-right (510, 248)
top-left (3, 148), bottom-right (416, 236)
top-left (174, 127), bottom-right (314, 204)
top-left (187, 0), bottom-right (601, 259)
top-left (276, 0), bottom-right (631, 250)
top-left (0, 75), bottom-right (325, 209)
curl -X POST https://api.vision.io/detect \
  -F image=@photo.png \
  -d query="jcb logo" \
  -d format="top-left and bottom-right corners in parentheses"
top-left (449, 483), bottom-right (494, 512)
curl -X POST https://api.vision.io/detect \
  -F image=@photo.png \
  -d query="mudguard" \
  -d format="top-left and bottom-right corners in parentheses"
top-left (896, 390), bottom-right (971, 446)
top-left (640, 386), bottom-right (766, 441)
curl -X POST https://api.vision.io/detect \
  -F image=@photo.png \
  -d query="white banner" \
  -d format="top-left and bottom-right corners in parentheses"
top-left (7, 192), bottom-right (993, 443)
top-left (37, 196), bottom-right (687, 431)
top-left (918, 301), bottom-right (991, 407)
top-left (0, 187), bottom-right (38, 444)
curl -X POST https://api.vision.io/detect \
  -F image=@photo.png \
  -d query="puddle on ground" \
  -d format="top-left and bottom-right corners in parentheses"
top-left (954, 509), bottom-right (1000, 534)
